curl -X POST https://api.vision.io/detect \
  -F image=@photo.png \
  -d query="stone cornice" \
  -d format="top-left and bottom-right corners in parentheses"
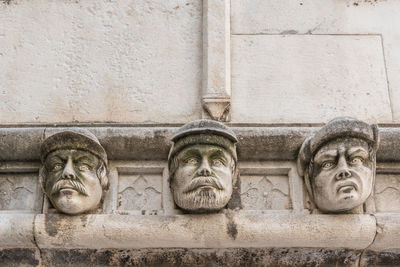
top-left (1, 124), bottom-right (400, 161)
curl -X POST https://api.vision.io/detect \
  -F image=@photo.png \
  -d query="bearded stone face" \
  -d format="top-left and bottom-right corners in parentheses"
top-left (311, 138), bottom-right (374, 213)
top-left (171, 144), bottom-right (234, 212)
top-left (43, 149), bottom-right (103, 215)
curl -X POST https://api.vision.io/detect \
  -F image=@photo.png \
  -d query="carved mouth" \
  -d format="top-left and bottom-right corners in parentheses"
top-left (59, 187), bottom-right (78, 195)
top-left (184, 176), bottom-right (222, 193)
top-left (51, 179), bottom-right (88, 197)
top-left (187, 182), bottom-right (218, 192)
top-left (196, 184), bottom-right (216, 190)
top-left (336, 182), bottom-right (358, 194)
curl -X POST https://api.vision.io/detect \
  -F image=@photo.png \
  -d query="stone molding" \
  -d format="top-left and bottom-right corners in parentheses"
top-left (1, 124), bottom-right (400, 255)
top-left (0, 213), bottom-right (383, 249)
top-left (1, 125), bottom-right (400, 161)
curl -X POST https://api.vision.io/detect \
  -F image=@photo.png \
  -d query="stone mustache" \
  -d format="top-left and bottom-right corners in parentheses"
top-left (168, 119), bottom-right (238, 213)
top-left (39, 129), bottom-right (109, 215)
top-left (297, 117), bottom-right (379, 214)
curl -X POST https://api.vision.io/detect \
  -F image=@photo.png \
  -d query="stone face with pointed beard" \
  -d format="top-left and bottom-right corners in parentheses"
top-left (172, 144), bottom-right (234, 212)
top-left (168, 119), bottom-right (238, 213)
top-left (40, 129), bottom-right (108, 215)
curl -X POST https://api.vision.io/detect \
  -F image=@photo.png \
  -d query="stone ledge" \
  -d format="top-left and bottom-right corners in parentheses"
top-left (1, 125), bottom-right (400, 161)
top-left (0, 214), bottom-right (36, 249)
top-left (370, 214), bottom-right (400, 250)
top-left (1, 213), bottom-right (379, 249)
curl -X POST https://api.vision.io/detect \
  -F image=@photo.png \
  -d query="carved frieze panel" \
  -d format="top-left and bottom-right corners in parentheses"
top-left (375, 163), bottom-right (400, 213)
top-left (0, 163), bottom-right (42, 213)
top-left (118, 174), bottom-right (162, 211)
top-left (239, 162), bottom-right (304, 212)
top-left (241, 174), bottom-right (290, 210)
top-left (106, 161), bottom-right (168, 215)
top-left (375, 174), bottom-right (400, 212)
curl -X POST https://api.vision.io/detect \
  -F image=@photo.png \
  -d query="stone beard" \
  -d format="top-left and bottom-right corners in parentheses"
top-left (309, 138), bottom-right (374, 213)
top-left (170, 144), bottom-right (234, 212)
top-left (41, 149), bottom-right (106, 215)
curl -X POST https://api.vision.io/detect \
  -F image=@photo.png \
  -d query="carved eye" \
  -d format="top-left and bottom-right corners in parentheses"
top-left (52, 164), bottom-right (64, 171)
top-left (212, 159), bottom-right (224, 167)
top-left (322, 161), bottom-right (335, 169)
top-left (78, 164), bottom-right (90, 171)
top-left (185, 157), bottom-right (199, 165)
top-left (349, 157), bottom-right (363, 165)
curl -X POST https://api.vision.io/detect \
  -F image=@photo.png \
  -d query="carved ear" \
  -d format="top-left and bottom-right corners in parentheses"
top-left (97, 163), bottom-right (109, 190)
top-left (371, 124), bottom-right (380, 151)
top-left (38, 166), bottom-right (48, 194)
top-left (297, 137), bottom-right (315, 201)
top-left (297, 136), bottom-right (312, 177)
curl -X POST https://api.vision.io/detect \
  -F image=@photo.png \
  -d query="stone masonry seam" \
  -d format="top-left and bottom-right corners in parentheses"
top-left (32, 214), bottom-right (42, 267)
top-left (358, 214), bottom-right (378, 267)
top-left (380, 34), bottom-right (394, 121)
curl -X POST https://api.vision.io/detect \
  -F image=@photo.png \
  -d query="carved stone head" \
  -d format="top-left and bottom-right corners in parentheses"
top-left (297, 117), bottom-right (379, 213)
top-left (168, 119), bottom-right (238, 213)
top-left (40, 129), bottom-right (108, 215)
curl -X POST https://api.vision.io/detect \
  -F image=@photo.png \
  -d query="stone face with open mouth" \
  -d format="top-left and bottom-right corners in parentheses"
top-left (311, 138), bottom-right (374, 213)
top-left (297, 117), bottom-right (379, 214)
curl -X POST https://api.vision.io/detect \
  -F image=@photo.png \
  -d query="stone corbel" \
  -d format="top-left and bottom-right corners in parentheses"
top-left (202, 0), bottom-right (231, 121)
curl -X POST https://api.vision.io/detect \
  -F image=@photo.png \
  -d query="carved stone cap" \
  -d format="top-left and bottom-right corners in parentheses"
top-left (297, 117), bottom-right (379, 176)
top-left (169, 119), bottom-right (238, 161)
top-left (309, 117), bottom-right (379, 156)
top-left (40, 128), bottom-right (108, 165)
top-left (171, 119), bottom-right (238, 143)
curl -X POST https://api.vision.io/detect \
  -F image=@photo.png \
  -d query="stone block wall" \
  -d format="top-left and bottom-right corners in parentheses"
top-left (2, 0), bottom-right (400, 266)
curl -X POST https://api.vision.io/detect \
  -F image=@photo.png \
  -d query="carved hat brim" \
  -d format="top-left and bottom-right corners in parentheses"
top-left (171, 119), bottom-right (238, 143)
top-left (169, 119), bottom-right (238, 162)
top-left (309, 117), bottom-right (378, 156)
top-left (40, 129), bottom-right (108, 165)
top-left (297, 117), bottom-right (379, 177)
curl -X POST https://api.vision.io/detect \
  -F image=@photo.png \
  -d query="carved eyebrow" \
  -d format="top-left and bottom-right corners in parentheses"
top-left (74, 155), bottom-right (93, 163)
top-left (180, 148), bottom-right (201, 159)
top-left (314, 150), bottom-right (337, 163)
top-left (46, 154), bottom-right (66, 162)
top-left (209, 149), bottom-right (227, 160)
top-left (347, 147), bottom-right (369, 157)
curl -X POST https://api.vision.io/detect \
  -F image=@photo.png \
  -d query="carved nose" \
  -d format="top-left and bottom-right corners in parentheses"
top-left (336, 169), bottom-right (351, 180)
top-left (335, 157), bottom-right (351, 180)
top-left (62, 159), bottom-right (76, 180)
top-left (197, 159), bottom-right (212, 176)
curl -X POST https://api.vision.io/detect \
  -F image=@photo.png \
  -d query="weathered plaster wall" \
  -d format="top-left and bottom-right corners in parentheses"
top-left (231, 0), bottom-right (400, 123)
top-left (1, 0), bottom-right (400, 123)
top-left (0, 0), bottom-right (202, 123)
